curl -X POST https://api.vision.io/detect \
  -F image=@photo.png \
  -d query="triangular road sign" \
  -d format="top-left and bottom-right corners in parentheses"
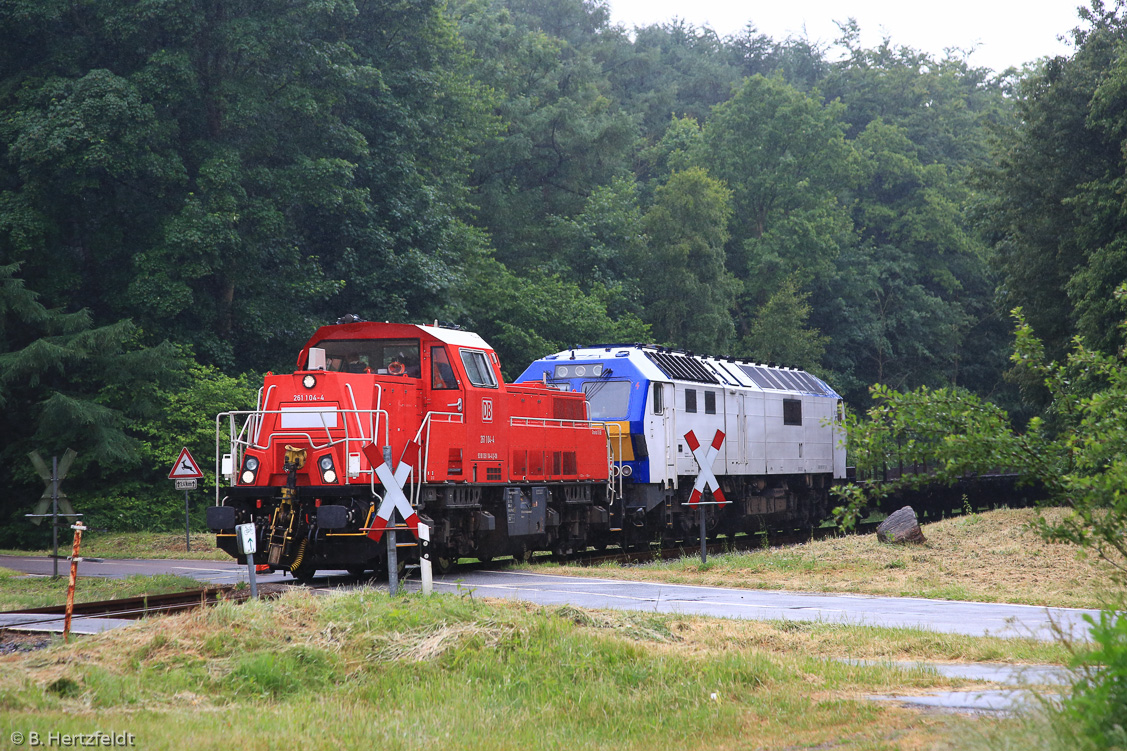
top-left (168, 447), bottom-right (205, 479)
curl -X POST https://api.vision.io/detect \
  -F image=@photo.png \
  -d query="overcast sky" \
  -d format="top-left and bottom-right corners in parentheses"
top-left (605, 1), bottom-right (1086, 72)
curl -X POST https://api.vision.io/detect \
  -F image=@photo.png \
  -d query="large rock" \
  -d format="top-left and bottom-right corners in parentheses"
top-left (877, 506), bottom-right (927, 545)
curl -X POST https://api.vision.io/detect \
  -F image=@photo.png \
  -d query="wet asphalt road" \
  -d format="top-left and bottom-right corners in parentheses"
top-left (0, 554), bottom-right (1098, 642)
top-left (429, 569), bottom-right (1098, 642)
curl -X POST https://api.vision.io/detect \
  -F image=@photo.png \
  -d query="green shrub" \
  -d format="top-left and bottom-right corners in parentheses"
top-left (1060, 610), bottom-right (1127, 750)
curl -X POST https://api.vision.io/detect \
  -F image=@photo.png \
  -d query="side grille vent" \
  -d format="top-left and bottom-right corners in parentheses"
top-left (553, 397), bottom-right (586, 420)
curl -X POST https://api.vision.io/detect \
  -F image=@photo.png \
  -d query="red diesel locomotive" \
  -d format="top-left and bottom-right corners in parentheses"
top-left (206, 319), bottom-right (612, 578)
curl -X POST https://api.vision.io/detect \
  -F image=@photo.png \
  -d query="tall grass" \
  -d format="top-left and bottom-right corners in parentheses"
top-left (0, 568), bottom-right (204, 610)
top-left (0, 591), bottom-right (1007, 749)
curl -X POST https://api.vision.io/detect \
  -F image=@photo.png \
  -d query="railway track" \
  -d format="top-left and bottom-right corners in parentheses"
top-left (0, 584), bottom-right (288, 635)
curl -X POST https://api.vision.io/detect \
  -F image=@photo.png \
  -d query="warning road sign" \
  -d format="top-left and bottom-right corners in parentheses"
top-left (684, 429), bottom-right (728, 507)
top-left (361, 440), bottom-right (421, 542)
top-left (168, 447), bottom-right (204, 479)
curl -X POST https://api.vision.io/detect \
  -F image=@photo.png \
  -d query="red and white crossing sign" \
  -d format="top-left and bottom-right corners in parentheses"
top-left (684, 429), bottom-right (728, 507)
top-left (361, 441), bottom-right (421, 542)
top-left (168, 447), bottom-right (204, 479)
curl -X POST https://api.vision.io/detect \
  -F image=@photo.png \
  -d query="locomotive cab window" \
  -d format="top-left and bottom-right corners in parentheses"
top-left (460, 349), bottom-right (497, 388)
top-left (783, 398), bottom-right (802, 426)
top-left (704, 390), bottom-right (716, 414)
top-left (316, 338), bottom-right (420, 377)
top-left (431, 346), bottom-right (458, 389)
top-left (652, 383), bottom-right (664, 414)
top-left (582, 380), bottom-right (630, 419)
top-left (685, 388), bottom-right (697, 413)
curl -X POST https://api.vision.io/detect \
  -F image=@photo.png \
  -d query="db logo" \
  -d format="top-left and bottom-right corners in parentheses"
top-left (481, 398), bottom-right (494, 423)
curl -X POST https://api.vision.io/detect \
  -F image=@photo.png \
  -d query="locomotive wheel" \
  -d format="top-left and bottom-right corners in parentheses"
top-left (370, 555), bottom-right (406, 580)
top-left (433, 555), bottom-right (454, 575)
top-left (292, 561), bottom-right (317, 583)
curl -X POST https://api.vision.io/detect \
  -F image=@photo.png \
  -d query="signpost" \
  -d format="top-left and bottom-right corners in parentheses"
top-left (361, 441), bottom-right (422, 595)
top-left (419, 522), bottom-right (433, 595)
top-left (684, 430), bottom-right (729, 564)
top-left (26, 450), bottom-right (80, 578)
top-left (168, 448), bottom-right (204, 551)
top-left (236, 523), bottom-right (259, 599)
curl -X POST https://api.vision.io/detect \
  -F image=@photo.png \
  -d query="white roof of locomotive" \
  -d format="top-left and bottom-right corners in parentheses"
top-left (538, 345), bottom-right (839, 398)
top-left (418, 324), bottom-right (493, 350)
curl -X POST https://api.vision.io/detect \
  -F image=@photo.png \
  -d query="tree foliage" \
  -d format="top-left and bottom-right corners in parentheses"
top-left (693, 74), bottom-right (855, 318)
top-left (453, 0), bottom-right (636, 275)
top-left (740, 276), bottom-right (827, 371)
top-left (817, 120), bottom-right (999, 401)
top-left (459, 255), bottom-right (649, 379)
top-left (0, 0), bottom-right (1070, 535)
top-left (0, 263), bottom-right (181, 544)
top-left (837, 300), bottom-right (1127, 581)
top-left (0, 0), bottom-right (494, 373)
top-left (985, 1), bottom-right (1127, 363)
top-left (637, 167), bottom-right (736, 351)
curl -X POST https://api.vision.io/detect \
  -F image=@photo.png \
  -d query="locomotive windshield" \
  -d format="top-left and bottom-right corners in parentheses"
top-left (313, 338), bottom-right (420, 377)
top-left (582, 380), bottom-right (630, 419)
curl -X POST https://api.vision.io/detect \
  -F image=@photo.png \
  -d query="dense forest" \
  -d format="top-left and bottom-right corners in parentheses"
top-left (0, 0), bottom-right (1123, 539)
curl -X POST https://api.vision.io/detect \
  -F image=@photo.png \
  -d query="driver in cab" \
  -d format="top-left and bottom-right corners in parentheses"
top-left (387, 351), bottom-right (421, 378)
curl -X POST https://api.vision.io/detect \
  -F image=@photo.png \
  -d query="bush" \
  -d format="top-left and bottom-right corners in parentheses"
top-left (67, 363), bottom-right (258, 534)
top-left (1060, 610), bottom-right (1127, 750)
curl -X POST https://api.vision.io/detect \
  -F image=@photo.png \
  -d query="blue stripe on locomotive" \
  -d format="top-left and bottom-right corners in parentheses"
top-left (515, 353), bottom-right (653, 482)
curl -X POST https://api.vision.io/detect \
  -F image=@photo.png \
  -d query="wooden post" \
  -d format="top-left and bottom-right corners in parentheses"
top-left (64, 522), bottom-right (86, 642)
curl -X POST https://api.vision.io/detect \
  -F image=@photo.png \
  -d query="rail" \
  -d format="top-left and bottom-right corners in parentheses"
top-left (508, 416), bottom-right (595, 429)
top-left (0, 585), bottom-right (287, 632)
top-left (599, 421), bottom-right (627, 501)
top-left (214, 406), bottom-right (390, 505)
top-left (409, 410), bottom-right (464, 507)
top-left (508, 414), bottom-right (624, 499)
top-left (214, 402), bottom-right (622, 509)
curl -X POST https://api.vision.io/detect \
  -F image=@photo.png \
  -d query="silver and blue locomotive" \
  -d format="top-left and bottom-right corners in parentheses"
top-left (515, 345), bottom-right (846, 546)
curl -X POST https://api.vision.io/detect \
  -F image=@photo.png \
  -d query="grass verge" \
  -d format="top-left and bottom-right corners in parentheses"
top-left (0, 531), bottom-right (230, 562)
top-left (539, 508), bottom-right (1119, 610)
top-left (0, 590), bottom-right (1069, 749)
top-left (0, 568), bottom-right (204, 611)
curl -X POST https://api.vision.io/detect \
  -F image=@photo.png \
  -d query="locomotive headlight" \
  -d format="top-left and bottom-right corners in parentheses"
top-left (240, 455), bottom-right (261, 485)
top-left (318, 454), bottom-right (338, 484)
top-left (302, 374), bottom-right (317, 389)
